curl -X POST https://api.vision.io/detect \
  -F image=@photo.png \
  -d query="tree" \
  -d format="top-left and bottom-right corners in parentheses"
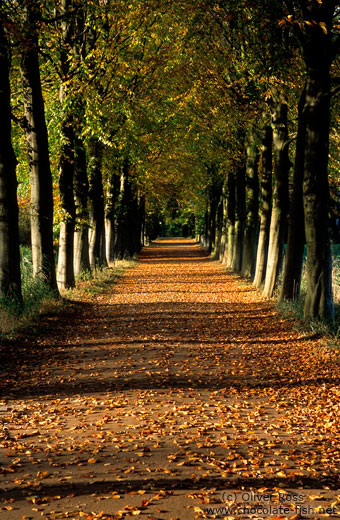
top-left (241, 130), bottom-right (259, 278)
top-left (263, 92), bottom-right (290, 298)
top-left (280, 87), bottom-right (306, 300)
top-left (19, 0), bottom-right (58, 293)
top-left (0, 15), bottom-right (22, 304)
top-left (56, 0), bottom-right (77, 289)
top-left (74, 134), bottom-right (90, 276)
top-left (253, 125), bottom-right (272, 288)
top-left (88, 139), bottom-right (107, 270)
top-left (295, 0), bottom-right (337, 320)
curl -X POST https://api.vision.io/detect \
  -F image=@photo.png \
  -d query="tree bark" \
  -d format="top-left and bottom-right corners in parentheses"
top-left (57, 0), bottom-right (76, 290)
top-left (88, 139), bottom-right (107, 270)
top-left (114, 158), bottom-right (141, 258)
top-left (281, 87), bottom-right (306, 300)
top-left (241, 132), bottom-right (259, 278)
top-left (232, 164), bottom-right (246, 273)
top-left (20, 3), bottom-right (58, 293)
top-left (0, 20), bottom-right (22, 304)
top-left (73, 136), bottom-right (90, 276)
top-left (263, 96), bottom-right (290, 298)
top-left (105, 171), bottom-right (120, 265)
top-left (298, 3), bottom-right (335, 321)
top-left (219, 178), bottom-right (228, 263)
top-left (57, 106), bottom-right (76, 289)
top-left (226, 170), bottom-right (235, 268)
top-left (139, 193), bottom-right (146, 247)
top-left (254, 126), bottom-right (272, 288)
top-left (213, 194), bottom-right (223, 259)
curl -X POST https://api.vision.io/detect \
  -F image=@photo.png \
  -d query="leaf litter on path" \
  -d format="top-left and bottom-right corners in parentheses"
top-left (0, 238), bottom-right (340, 519)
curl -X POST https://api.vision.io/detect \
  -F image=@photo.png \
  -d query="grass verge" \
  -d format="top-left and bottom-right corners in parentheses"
top-left (0, 250), bottom-right (137, 339)
top-left (63, 259), bottom-right (137, 302)
top-left (276, 256), bottom-right (340, 348)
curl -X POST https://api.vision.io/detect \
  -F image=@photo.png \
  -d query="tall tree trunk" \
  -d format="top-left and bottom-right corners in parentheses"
top-left (139, 193), bottom-right (146, 247)
top-left (207, 199), bottom-right (216, 254)
top-left (281, 88), bottom-right (306, 300)
top-left (20, 3), bottom-right (58, 293)
top-left (88, 139), bottom-right (107, 270)
top-left (263, 96), bottom-right (290, 298)
top-left (73, 136), bottom-right (90, 276)
top-left (213, 195), bottom-right (223, 259)
top-left (303, 70), bottom-right (333, 319)
top-left (57, 104), bottom-right (76, 289)
top-left (298, 5), bottom-right (335, 321)
top-left (0, 20), bottom-right (22, 304)
top-left (114, 159), bottom-right (142, 258)
top-left (232, 164), bottom-right (246, 273)
top-left (254, 126), bottom-right (272, 288)
top-left (226, 170), bottom-right (236, 268)
top-left (241, 132), bottom-right (259, 278)
top-left (219, 179), bottom-right (228, 263)
top-left (105, 171), bottom-right (120, 265)
top-left (114, 170), bottom-right (125, 258)
top-left (57, 0), bottom-right (76, 290)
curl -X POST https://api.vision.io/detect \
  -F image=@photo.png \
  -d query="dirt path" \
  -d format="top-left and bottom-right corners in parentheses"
top-left (1, 238), bottom-right (340, 520)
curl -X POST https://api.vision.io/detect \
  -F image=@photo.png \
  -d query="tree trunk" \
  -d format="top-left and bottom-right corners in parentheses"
top-left (73, 136), bottom-right (90, 277)
top-left (226, 170), bottom-right (235, 268)
top-left (213, 194), bottom-right (223, 259)
top-left (114, 159), bottom-right (142, 258)
top-left (299, 5), bottom-right (335, 321)
top-left (254, 126), bottom-right (272, 288)
top-left (57, 107), bottom-right (76, 289)
top-left (0, 20), bottom-right (22, 304)
top-left (241, 132), bottom-right (259, 278)
top-left (88, 139), bottom-right (107, 270)
top-left (57, 0), bottom-right (76, 290)
top-left (281, 88), bottom-right (306, 300)
top-left (105, 171), bottom-right (120, 265)
top-left (263, 96), bottom-right (290, 298)
top-left (219, 179), bottom-right (228, 263)
top-left (303, 70), bottom-right (333, 319)
top-left (232, 164), bottom-right (246, 273)
top-left (207, 199), bottom-right (216, 254)
top-left (139, 193), bottom-right (146, 247)
top-left (20, 3), bottom-right (58, 293)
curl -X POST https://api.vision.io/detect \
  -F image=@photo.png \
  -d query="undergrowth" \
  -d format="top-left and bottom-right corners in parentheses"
top-left (0, 249), bottom-right (136, 338)
top-left (277, 255), bottom-right (340, 348)
top-left (64, 259), bottom-right (137, 301)
top-left (0, 247), bottom-right (57, 337)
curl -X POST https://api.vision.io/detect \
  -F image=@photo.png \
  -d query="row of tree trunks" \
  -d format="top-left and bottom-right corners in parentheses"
top-left (211, 61), bottom-right (334, 322)
top-left (205, 1), bottom-right (336, 322)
